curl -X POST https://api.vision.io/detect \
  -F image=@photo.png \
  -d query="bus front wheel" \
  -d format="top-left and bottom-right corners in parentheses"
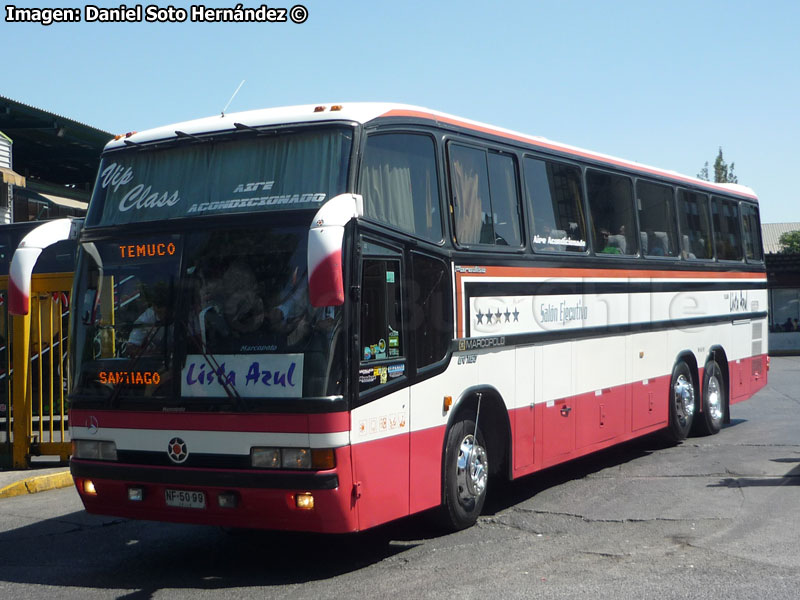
top-left (666, 361), bottom-right (696, 442)
top-left (440, 415), bottom-right (489, 531)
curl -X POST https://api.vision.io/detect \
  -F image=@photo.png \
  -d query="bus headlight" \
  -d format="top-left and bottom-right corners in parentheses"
top-left (73, 440), bottom-right (118, 461)
top-left (251, 447), bottom-right (281, 468)
top-left (281, 448), bottom-right (311, 469)
top-left (250, 447), bottom-right (335, 470)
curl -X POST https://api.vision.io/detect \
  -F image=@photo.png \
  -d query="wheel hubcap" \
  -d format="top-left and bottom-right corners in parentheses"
top-left (456, 434), bottom-right (488, 502)
top-left (673, 374), bottom-right (695, 426)
top-left (706, 374), bottom-right (723, 422)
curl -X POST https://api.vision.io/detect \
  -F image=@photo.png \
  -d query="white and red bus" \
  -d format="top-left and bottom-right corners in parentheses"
top-left (26, 103), bottom-right (767, 532)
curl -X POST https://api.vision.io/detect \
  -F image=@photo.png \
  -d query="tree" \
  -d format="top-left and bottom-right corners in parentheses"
top-left (697, 147), bottom-right (738, 184)
top-left (779, 231), bottom-right (800, 254)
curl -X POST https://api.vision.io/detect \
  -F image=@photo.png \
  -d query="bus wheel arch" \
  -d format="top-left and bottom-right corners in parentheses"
top-left (437, 387), bottom-right (511, 530)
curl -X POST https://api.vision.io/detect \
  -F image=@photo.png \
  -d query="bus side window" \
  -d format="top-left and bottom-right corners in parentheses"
top-left (449, 144), bottom-right (523, 248)
top-left (586, 169), bottom-right (637, 256)
top-left (741, 203), bottom-right (763, 261)
top-left (636, 179), bottom-right (678, 257)
top-left (677, 190), bottom-right (713, 260)
top-left (359, 133), bottom-right (442, 243)
top-left (711, 196), bottom-right (744, 261)
top-left (410, 252), bottom-right (452, 369)
top-left (523, 157), bottom-right (588, 253)
top-left (360, 256), bottom-right (403, 363)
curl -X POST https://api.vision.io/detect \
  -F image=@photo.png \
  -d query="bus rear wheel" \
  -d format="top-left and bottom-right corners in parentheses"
top-left (695, 359), bottom-right (725, 436)
top-left (665, 360), bottom-right (695, 442)
top-left (440, 415), bottom-right (489, 531)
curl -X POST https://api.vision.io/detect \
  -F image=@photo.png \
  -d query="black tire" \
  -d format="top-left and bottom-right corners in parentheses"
top-left (694, 359), bottom-right (726, 436)
top-left (665, 360), bottom-right (696, 442)
top-left (438, 415), bottom-right (489, 531)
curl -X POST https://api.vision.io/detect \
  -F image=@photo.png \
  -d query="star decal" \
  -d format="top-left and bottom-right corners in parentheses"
top-left (476, 309), bottom-right (484, 324)
top-left (495, 309), bottom-right (502, 323)
top-left (504, 309), bottom-right (511, 322)
top-left (513, 308), bottom-right (520, 322)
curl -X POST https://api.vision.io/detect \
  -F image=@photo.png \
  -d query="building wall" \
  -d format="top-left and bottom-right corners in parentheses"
top-left (766, 250), bottom-right (800, 355)
top-left (0, 133), bottom-right (13, 224)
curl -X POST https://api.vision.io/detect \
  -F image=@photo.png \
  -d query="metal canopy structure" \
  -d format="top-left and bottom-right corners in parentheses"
top-left (0, 95), bottom-right (112, 195)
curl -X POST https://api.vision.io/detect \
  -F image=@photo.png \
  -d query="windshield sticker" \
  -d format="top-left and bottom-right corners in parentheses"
top-left (362, 339), bottom-right (387, 362)
top-left (181, 353), bottom-right (303, 398)
top-left (233, 181), bottom-right (275, 193)
top-left (101, 163), bottom-right (181, 214)
top-left (186, 192), bottom-right (326, 215)
top-left (532, 234), bottom-right (586, 249)
top-left (388, 363), bottom-right (404, 378)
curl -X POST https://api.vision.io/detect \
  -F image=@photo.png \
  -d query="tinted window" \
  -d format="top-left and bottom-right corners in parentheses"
top-left (523, 157), bottom-right (587, 253)
top-left (449, 144), bottom-right (522, 247)
top-left (87, 128), bottom-right (353, 226)
top-left (741, 203), bottom-right (763, 261)
top-left (711, 196), bottom-right (744, 261)
top-left (637, 180), bottom-right (677, 257)
top-left (410, 253), bottom-right (452, 369)
top-left (677, 190), bottom-right (713, 260)
top-left (487, 152), bottom-right (523, 246)
top-left (360, 133), bottom-right (442, 242)
top-left (360, 256), bottom-right (403, 363)
top-left (586, 170), bottom-right (637, 255)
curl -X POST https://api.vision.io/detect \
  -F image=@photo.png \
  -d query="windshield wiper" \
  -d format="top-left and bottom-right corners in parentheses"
top-left (183, 311), bottom-right (244, 407)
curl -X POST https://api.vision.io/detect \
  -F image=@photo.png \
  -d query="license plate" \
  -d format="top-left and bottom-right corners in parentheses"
top-left (165, 489), bottom-right (206, 509)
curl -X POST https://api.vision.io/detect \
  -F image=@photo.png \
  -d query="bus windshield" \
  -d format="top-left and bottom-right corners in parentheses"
top-left (85, 127), bottom-right (353, 227)
top-left (71, 224), bottom-right (344, 409)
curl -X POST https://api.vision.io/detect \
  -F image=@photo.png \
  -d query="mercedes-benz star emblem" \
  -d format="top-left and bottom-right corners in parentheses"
top-left (167, 437), bottom-right (189, 463)
top-left (86, 416), bottom-right (99, 435)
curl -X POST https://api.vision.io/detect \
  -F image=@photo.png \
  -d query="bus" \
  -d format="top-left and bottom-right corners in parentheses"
top-left (34, 103), bottom-right (767, 532)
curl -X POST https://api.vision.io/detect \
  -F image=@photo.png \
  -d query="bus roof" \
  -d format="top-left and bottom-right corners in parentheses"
top-left (108, 102), bottom-right (758, 201)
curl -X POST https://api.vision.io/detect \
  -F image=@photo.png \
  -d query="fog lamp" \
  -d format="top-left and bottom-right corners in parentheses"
top-left (295, 492), bottom-right (314, 510)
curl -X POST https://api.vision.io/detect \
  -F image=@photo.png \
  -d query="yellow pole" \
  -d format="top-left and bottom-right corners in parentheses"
top-left (11, 312), bottom-right (32, 469)
top-left (49, 295), bottom-right (54, 441)
top-left (36, 295), bottom-right (43, 442)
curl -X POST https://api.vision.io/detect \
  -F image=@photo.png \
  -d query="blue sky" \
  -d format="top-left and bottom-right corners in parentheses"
top-left (4, 0), bottom-right (798, 222)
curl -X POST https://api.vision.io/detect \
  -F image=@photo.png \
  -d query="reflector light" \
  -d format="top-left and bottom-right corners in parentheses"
top-left (330, 105), bottom-right (342, 111)
top-left (295, 493), bottom-right (315, 510)
top-left (83, 479), bottom-right (97, 495)
top-left (314, 106), bottom-right (326, 112)
top-left (443, 396), bottom-right (453, 412)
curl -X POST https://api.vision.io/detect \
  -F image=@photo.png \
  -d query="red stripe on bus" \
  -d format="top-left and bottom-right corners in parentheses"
top-left (380, 109), bottom-right (758, 200)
